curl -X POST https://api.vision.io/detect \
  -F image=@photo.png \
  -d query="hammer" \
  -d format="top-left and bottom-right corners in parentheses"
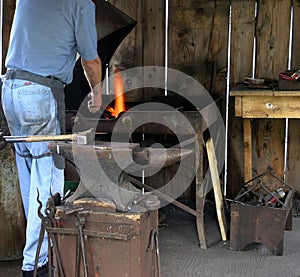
top-left (0, 128), bottom-right (94, 151)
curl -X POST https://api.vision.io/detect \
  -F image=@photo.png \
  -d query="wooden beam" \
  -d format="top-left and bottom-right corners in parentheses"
top-left (206, 138), bottom-right (227, 241)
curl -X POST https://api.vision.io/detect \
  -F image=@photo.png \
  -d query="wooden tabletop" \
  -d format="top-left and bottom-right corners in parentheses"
top-left (230, 84), bottom-right (300, 97)
top-left (230, 85), bottom-right (300, 118)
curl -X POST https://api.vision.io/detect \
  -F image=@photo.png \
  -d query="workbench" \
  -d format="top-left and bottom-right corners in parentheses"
top-left (230, 85), bottom-right (300, 182)
top-left (230, 85), bottom-right (297, 255)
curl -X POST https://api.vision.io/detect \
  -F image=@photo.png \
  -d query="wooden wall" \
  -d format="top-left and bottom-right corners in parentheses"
top-left (111, 0), bottom-right (300, 197)
top-left (229, 0), bottom-right (300, 196)
top-left (1, 0), bottom-right (15, 74)
top-left (2, 0), bottom-right (300, 198)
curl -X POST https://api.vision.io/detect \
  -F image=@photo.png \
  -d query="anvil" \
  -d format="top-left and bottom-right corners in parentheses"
top-left (49, 141), bottom-right (193, 212)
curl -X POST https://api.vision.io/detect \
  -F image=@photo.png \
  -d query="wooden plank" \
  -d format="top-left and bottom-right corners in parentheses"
top-left (238, 96), bottom-right (300, 118)
top-left (285, 119), bottom-right (300, 193)
top-left (205, 1), bottom-right (230, 96)
top-left (243, 119), bottom-right (252, 182)
top-left (230, 0), bottom-right (256, 84)
top-left (140, 0), bottom-right (166, 102)
top-left (291, 1), bottom-right (300, 70)
top-left (143, 0), bottom-right (165, 67)
top-left (255, 0), bottom-right (291, 79)
top-left (252, 119), bottom-right (285, 187)
top-left (206, 138), bottom-right (227, 241)
top-left (228, 1), bottom-right (256, 197)
top-left (253, 0), bottom-right (290, 189)
top-left (168, 0), bottom-right (215, 86)
top-left (286, 3), bottom-right (300, 193)
top-left (206, 1), bottom-right (230, 127)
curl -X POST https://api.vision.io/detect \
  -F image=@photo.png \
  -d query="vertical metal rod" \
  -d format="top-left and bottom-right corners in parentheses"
top-left (284, 3), bottom-right (294, 179)
top-left (252, 1), bottom-right (258, 77)
top-left (105, 63), bottom-right (109, 95)
top-left (164, 0), bottom-right (169, 96)
top-left (288, 4), bottom-right (294, 70)
top-left (104, 0), bottom-right (110, 95)
top-left (224, 5), bottom-right (232, 196)
top-left (77, 217), bottom-right (88, 277)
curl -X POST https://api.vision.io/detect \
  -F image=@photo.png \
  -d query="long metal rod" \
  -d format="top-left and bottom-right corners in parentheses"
top-left (129, 176), bottom-right (197, 216)
top-left (224, 5), bottom-right (232, 196)
top-left (164, 0), bottom-right (169, 96)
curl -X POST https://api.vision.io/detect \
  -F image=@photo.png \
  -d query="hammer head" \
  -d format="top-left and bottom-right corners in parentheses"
top-left (75, 128), bottom-right (95, 145)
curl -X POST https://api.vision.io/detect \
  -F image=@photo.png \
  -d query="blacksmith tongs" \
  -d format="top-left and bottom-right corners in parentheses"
top-left (34, 190), bottom-right (65, 277)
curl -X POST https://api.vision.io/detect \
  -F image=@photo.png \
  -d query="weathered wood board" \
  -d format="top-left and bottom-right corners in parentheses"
top-left (228, 0), bottom-right (256, 196)
top-left (286, 3), bottom-right (300, 193)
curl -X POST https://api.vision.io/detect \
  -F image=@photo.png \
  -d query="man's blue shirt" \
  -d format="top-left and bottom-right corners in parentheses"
top-left (5, 0), bottom-right (99, 84)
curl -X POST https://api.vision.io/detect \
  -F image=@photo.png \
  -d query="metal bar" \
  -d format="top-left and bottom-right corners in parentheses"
top-left (129, 176), bottom-right (197, 216)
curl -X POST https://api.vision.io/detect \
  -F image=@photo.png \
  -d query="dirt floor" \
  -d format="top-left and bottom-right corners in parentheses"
top-left (0, 203), bottom-right (299, 277)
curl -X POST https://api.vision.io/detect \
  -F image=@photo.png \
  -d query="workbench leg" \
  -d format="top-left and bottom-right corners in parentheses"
top-left (243, 119), bottom-right (252, 182)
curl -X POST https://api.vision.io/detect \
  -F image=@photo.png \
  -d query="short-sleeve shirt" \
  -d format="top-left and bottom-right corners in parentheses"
top-left (5, 0), bottom-right (99, 84)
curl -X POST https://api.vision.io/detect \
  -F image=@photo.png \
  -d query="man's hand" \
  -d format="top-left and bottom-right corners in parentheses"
top-left (81, 57), bottom-right (102, 113)
top-left (88, 83), bottom-right (102, 113)
top-left (88, 92), bottom-right (102, 113)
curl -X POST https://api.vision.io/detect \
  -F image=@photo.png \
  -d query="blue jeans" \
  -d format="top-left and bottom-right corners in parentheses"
top-left (1, 79), bottom-right (64, 271)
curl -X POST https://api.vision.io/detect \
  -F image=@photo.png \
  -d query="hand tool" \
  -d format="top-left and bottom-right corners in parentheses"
top-left (34, 191), bottom-right (65, 277)
top-left (0, 128), bottom-right (94, 151)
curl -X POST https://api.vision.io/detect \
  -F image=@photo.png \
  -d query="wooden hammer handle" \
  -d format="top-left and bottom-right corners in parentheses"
top-left (3, 134), bottom-right (77, 143)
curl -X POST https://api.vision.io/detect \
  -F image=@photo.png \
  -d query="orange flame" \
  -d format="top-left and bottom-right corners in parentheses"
top-left (110, 68), bottom-right (126, 117)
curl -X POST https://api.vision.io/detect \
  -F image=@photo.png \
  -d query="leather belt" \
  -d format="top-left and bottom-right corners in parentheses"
top-left (5, 69), bottom-right (64, 88)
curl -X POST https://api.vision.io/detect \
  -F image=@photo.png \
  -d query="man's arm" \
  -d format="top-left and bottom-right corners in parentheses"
top-left (81, 56), bottom-right (102, 113)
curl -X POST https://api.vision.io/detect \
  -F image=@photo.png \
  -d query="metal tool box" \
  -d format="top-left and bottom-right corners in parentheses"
top-left (229, 169), bottom-right (294, 256)
top-left (51, 200), bottom-right (160, 277)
